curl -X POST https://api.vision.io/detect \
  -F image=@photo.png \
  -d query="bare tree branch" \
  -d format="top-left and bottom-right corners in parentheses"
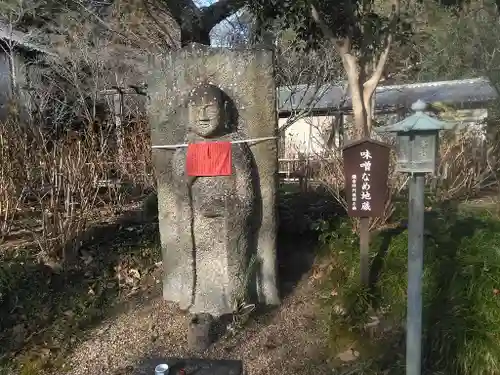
top-left (142, 0), bottom-right (178, 48)
top-left (69, 0), bottom-right (140, 47)
top-left (155, 0), bottom-right (208, 44)
top-left (363, 0), bottom-right (401, 91)
top-left (158, 0), bottom-right (201, 25)
top-left (310, 4), bottom-right (349, 54)
top-left (201, 0), bottom-right (246, 31)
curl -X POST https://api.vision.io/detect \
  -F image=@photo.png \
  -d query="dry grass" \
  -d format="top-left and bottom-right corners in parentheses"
top-left (0, 114), bottom-right (157, 372)
top-left (0, 116), bottom-right (154, 264)
top-left (313, 127), bottom-right (500, 232)
top-left (433, 128), bottom-right (499, 201)
top-left (1, 98), bottom-right (497, 375)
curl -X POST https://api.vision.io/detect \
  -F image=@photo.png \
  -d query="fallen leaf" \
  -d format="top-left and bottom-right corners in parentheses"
top-left (129, 268), bottom-right (141, 279)
top-left (337, 348), bottom-right (360, 362)
top-left (82, 254), bottom-right (93, 266)
top-left (40, 347), bottom-right (51, 358)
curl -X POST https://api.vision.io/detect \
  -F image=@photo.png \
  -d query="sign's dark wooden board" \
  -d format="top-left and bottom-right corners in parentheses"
top-left (343, 138), bottom-right (391, 218)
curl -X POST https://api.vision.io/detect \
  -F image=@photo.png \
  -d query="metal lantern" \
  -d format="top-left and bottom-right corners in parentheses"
top-left (375, 100), bottom-right (451, 174)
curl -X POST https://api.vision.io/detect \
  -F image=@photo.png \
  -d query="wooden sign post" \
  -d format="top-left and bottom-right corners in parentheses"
top-left (343, 138), bottom-right (391, 286)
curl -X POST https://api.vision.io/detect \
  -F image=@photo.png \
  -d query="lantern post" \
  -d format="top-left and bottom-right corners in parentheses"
top-left (375, 100), bottom-right (452, 375)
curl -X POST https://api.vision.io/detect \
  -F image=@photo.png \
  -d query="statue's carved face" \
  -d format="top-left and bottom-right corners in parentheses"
top-left (187, 84), bottom-right (225, 138)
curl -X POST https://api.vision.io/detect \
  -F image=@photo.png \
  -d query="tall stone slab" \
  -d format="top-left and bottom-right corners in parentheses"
top-left (147, 44), bottom-right (280, 316)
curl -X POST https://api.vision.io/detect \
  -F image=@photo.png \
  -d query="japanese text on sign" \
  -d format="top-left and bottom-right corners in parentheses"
top-left (343, 138), bottom-right (390, 217)
top-left (351, 174), bottom-right (357, 211)
top-left (359, 149), bottom-right (372, 212)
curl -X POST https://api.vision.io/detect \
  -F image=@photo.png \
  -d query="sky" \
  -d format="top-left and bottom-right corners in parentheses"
top-left (194, 0), bottom-right (216, 6)
top-left (192, 0), bottom-right (248, 47)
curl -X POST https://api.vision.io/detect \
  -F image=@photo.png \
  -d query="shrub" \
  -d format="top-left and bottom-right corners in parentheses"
top-left (314, 123), bottom-right (500, 235)
top-left (322, 207), bottom-right (500, 375)
top-left (0, 115), bottom-right (154, 264)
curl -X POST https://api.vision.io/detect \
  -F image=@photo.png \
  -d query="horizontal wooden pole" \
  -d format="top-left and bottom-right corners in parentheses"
top-left (99, 88), bottom-right (147, 95)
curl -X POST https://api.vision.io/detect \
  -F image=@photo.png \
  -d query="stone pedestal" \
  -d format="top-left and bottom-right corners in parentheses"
top-left (187, 313), bottom-right (214, 353)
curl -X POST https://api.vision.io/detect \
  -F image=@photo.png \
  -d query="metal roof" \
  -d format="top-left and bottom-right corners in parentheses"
top-left (277, 77), bottom-right (498, 115)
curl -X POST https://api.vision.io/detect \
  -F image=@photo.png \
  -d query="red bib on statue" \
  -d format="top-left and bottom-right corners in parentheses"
top-left (186, 141), bottom-right (232, 176)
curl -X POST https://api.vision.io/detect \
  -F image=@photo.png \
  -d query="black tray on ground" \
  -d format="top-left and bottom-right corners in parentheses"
top-left (135, 357), bottom-right (243, 375)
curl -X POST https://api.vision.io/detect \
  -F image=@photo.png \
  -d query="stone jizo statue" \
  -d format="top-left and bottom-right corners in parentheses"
top-left (168, 83), bottom-right (257, 318)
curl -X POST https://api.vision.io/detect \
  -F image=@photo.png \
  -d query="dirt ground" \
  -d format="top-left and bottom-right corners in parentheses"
top-left (1, 191), bottom-right (340, 375)
top-left (38, 223), bottom-right (331, 375)
top-left (59, 278), bottom-right (327, 375)
top-left (57, 260), bottom-right (331, 375)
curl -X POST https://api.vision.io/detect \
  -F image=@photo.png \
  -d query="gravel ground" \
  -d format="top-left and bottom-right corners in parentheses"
top-left (58, 271), bottom-right (331, 375)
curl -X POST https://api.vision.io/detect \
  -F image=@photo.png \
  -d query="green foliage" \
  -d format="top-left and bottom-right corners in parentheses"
top-left (279, 185), bottom-right (345, 235)
top-left (416, 0), bottom-right (500, 82)
top-left (247, 0), bottom-right (412, 56)
top-left (320, 207), bottom-right (500, 374)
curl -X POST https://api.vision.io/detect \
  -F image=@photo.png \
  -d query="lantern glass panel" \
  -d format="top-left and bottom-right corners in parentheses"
top-left (410, 132), bottom-right (437, 173)
top-left (395, 134), bottom-right (411, 171)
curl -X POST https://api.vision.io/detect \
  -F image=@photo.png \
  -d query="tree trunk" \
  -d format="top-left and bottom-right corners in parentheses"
top-left (342, 54), bottom-right (370, 139)
top-left (165, 0), bottom-right (245, 47)
top-left (352, 101), bottom-right (369, 138)
top-left (181, 25), bottom-right (211, 46)
top-left (8, 49), bottom-right (17, 98)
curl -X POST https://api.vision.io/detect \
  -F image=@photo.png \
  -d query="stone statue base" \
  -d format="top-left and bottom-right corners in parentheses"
top-left (187, 313), bottom-right (214, 353)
